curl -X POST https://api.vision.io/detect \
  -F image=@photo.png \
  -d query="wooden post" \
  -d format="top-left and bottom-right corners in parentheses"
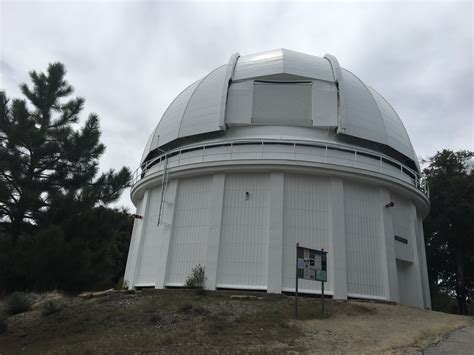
top-left (321, 247), bottom-right (325, 317)
top-left (295, 242), bottom-right (299, 319)
top-left (321, 280), bottom-right (325, 317)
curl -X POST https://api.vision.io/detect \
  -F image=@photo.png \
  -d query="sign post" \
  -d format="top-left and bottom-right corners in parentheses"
top-left (295, 243), bottom-right (328, 319)
top-left (295, 243), bottom-right (299, 319)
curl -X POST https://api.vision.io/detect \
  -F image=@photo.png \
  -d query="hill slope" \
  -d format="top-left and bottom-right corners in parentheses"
top-left (0, 290), bottom-right (471, 353)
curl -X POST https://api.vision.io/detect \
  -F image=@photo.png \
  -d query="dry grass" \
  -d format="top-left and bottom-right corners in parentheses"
top-left (0, 290), bottom-right (471, 354)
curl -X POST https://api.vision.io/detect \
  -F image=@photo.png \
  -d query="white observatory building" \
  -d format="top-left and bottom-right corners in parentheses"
top-left (124, 49), bottom-right (431, 309)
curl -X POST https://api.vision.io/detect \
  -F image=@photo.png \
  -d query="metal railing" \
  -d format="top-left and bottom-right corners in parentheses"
top-left (131, 139), bottom-right (429, 198)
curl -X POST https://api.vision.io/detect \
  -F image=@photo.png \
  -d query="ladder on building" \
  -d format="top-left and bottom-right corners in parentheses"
top-left (157, 155), bottom-right (170, 226)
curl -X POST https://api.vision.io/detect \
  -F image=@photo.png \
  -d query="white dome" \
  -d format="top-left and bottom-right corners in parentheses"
top-left (142, 49), bottom-right (419, 171)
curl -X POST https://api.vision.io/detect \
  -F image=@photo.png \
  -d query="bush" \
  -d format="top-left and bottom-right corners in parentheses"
top-left (0, 315), bottom-right (7, 334)
top-left (114, 277), bottom-right (128, 290)
top-left (178, 303), bottom-right (193, 313)
top-left (41, 300), bottom-right (62, 316)
top-left (185, 264), bottom-right (207, 290)
top-left (4, 292), bottom-right (32, 316)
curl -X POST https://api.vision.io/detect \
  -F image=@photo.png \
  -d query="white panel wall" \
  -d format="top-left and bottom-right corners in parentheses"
top-left (226, 81), bottom-right (253, 125)
top-left (282, 174), bottom-right (331, 293)
top-left (391, 193), bottom-right (414, 262)
top-left (166, 176), bottom-right (212, 285)
top-left (124, 196), bottom-right (144, 285)
top-left (344, 182), bottom-right (385, 298)
top-left (217, 174), bottom-right (270, 289)
top-left (252, 82), bottom-right (312, 126)
top-left (415, 213), bottom-right (431, 309)
top-left (136, 186), bottom-right (162, 286)
top-left (312, 80), bottom-right (338, 127)
top-left (396, 259), bottom-right (422, 307)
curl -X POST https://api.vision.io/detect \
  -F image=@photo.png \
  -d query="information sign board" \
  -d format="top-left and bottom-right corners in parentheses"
top-left (295, 243), bottom-right (328, 319)
top-left (296, 246), bottom-right (327, 282)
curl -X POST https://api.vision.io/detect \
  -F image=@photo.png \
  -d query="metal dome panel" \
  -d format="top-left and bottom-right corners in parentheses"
top-left (233, 48), bottom-right (334, 82)
top-left (368, 87), bottom-right (419, 169)
top-left (339, 68), bottom-right (388, 144)
top-left (178, 65), bottom-right (230, 138)
top-left (145, 80), bottom-right (200, 157)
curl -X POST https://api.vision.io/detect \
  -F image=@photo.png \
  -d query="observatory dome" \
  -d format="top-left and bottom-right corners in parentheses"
top-left (125, 49), bottom-right (431, 309)
top-left (141, 49), bottom-right (418, 172)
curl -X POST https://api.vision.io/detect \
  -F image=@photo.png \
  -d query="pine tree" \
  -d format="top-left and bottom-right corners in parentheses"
top-left (423, 149), bottom-right (474, 315)
top-left (0, 63), bottom-right (130, 240)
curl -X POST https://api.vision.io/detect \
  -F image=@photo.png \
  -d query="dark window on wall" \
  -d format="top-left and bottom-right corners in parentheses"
top-left (252, 81), bottom-right (312, 126)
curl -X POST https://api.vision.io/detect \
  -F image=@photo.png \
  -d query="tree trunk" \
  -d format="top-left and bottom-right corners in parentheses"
top-left (455, 247), bottom-right (468, 315)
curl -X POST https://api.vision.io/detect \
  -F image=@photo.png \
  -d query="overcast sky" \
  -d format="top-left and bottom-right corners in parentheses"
top-left (1, 0), bottom-right (473, 210)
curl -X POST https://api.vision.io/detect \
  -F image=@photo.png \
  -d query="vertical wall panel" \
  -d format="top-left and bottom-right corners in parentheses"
top-left (313, 80), bottom-right (338, 127)
top-left (217, 174), bottom-right (270, 289)
top-left (416, 213), bottom-right (431, 309)
top-left (344, 182), bottom-right (385, 298)
top-left (136, 186), bottom-right (162, 286)
top-left (391, 193), bottom-right (414, 262)
top-left (282, 174), bottom-right (331, 293)
top-left (166, 176), bottom-right (212, 285)
top-left (124, 197), bottom-right (143, 284)
top-left (226, 81), bottom-right (253, 125)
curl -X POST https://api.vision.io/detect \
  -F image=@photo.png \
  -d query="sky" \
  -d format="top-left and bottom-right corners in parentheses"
top-left (1, 0), bottom-right (473, 211)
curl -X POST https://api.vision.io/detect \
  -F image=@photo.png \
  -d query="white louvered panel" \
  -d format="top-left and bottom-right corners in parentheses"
top-left (391, 193), bottom-right (414, 262)
top-left (137, 186), bottom-right (162, 285)
top-left (344, 182), bottom-right (385, 298)
top-left (282, 174), bottom-right (331, 293)
top-left (217, 174), bottom-right (270, 289)
top-left (166, 176), bottom-right (212, 285)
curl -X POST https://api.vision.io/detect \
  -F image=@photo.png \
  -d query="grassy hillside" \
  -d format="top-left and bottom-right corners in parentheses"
top-left (0, 289), bottom-right (471, 353)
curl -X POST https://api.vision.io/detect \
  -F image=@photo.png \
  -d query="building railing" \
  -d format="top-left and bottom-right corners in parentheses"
top-left (131, 139), bottom-right (429, 198)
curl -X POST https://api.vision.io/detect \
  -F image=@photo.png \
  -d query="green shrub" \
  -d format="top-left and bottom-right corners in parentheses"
top-left (185, 264), bottom-right (206, 290)
top-left (41, 300), bottom-right (62, 316)
top-left (4, 292), bottom-right (32, 316)
top-left (114, 277), bottom-right (129, 290)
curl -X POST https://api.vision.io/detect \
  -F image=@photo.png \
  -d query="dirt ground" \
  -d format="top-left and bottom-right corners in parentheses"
top-left (0, 290), bottom-right (471, 354)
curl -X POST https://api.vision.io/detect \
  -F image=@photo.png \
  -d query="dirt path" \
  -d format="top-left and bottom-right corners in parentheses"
top-left (295, 300), bottom-right (472, 354)
top-left (421, 325), bottom-right (474, 354)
